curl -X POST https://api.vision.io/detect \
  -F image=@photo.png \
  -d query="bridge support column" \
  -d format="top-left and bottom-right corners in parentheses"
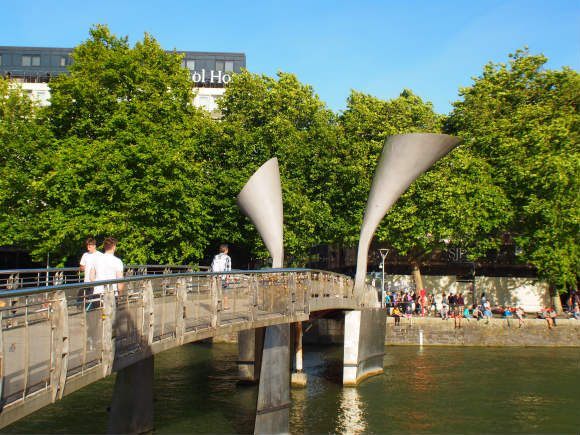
top-left (254, 324), bottom-right (290, 435)
top-left (108, 356), bottom-right (154, 434)
top-left (237, 328), bottom-right (265, 383)
top-left (291, 322), bottom-right (307, 388)
top-left (343, 309), bottom-right (386, 386)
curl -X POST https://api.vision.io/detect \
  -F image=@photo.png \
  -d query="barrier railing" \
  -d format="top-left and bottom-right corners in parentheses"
top-left (0, 265), bottom-right (206, 291)
top-left (0, 268), bottom-right (375, 428)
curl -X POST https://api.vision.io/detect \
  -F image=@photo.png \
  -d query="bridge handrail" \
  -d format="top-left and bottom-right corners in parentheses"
top-left (0, 265), bottom-right (201, 274)
top-left (0, 265), bottom-right (208, 291)
top-left (0, 268), bottom-right (351, 298)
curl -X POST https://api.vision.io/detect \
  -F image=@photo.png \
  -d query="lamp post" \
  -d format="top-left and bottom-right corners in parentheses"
top-left (379, 249), bottom-right (390, 308)
top-left (471, 262), bottom-right (476, 307)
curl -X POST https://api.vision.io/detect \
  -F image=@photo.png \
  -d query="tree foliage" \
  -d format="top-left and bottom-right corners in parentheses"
top-left (205, 71), bottom-right (343, 264)
top-left (446, 49), bottom-right (580, 291)
top-left (0, 78), bottom-right (53, 250)
top-left (4, 26), bottom-right (214, 264)
top-left (339, 90), bottom-right (511, 270)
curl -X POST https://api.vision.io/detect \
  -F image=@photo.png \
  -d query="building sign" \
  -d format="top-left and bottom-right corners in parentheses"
top-left (190, 69), bottom-right (232, 85)
top-left (448, 247), bottom-right (468, 263)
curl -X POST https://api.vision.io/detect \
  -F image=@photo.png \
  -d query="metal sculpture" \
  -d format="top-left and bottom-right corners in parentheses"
top-left (353, 133), bottom-right (461, 291)
top-left (237, 157), bottom-right (284, 268)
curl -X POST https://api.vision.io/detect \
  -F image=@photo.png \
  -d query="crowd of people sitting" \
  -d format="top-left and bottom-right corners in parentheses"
top-left (385, 289), bottom-right (580, 329)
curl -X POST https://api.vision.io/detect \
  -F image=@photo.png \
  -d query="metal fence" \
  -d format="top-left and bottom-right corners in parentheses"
top-left (0, 268), bottom-right (374, 428)
top-left (0, 265), bottom-right (206, 291)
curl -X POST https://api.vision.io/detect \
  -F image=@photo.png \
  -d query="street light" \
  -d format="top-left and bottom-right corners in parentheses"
top-left (379, 249), bottom-right (390, 308)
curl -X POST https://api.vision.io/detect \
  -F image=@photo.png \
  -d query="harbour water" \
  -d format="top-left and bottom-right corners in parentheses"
top-left (3, 343), bottom-right (579, 433)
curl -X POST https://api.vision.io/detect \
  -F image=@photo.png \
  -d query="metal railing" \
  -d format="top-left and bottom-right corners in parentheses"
top-left (0, 265), bottom-right (207, 291)
top-left (0, 268), bottom-right (377, 428)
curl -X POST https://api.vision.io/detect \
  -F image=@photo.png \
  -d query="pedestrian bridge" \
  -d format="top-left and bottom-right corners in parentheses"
top-left (0, 268), bottom-right (383, 431)
top-left (0, 133), bottom-right (460, 432)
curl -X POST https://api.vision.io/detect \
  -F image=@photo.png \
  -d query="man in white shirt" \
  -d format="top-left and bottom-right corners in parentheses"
top-left (79, 238), bottom-right (103, 283)
top-left (91, 237), bottom-right (124, 295)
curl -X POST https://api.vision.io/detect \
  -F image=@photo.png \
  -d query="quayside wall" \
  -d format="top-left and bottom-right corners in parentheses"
top-left (216, 317), bottom-right (580, 348)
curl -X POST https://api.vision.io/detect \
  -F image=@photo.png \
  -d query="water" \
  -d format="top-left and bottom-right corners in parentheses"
top-left (3, 344), bottom-right (579, 434)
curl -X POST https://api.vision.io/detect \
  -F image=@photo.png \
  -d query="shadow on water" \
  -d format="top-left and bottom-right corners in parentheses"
top-left (152, 342), bottom-right (257, 435)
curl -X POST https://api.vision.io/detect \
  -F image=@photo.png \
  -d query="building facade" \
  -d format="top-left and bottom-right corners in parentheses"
top-left (0, 46), bottom-right (246, 112)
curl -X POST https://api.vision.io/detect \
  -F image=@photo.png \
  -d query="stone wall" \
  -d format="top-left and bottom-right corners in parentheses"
top-left (217, 317), bottom-right (580, 347)
top-left (387, 317), bottom-right (579, 347)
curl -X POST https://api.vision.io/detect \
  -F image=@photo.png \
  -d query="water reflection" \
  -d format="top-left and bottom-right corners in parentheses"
top-left (289, 387), bottom-right (307, 432)
top-left (409, 349), bottom-right (436, 394)
top-left (335, 387), bottom-right (367, 434)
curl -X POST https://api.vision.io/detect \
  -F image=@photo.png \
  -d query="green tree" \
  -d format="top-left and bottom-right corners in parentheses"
top-left (14, 26), bottom-right (214, 264)
top-left (340, 90), bottom-right (511, 291)
top-left (0, 78), bottom-right (53, 252)
top-left (203, 71), bottom-right (344, 265)
top-left (446, 49), bottom-right (580, 310)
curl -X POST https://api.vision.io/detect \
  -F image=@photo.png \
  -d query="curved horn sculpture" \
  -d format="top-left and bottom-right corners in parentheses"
top-left (237, 158), bottom-right (284, 268)
top-left (354, 133), bottom-right (461, 290)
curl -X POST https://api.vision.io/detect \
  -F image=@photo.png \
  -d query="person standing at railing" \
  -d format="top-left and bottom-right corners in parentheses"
top-left (211, 244), bottom-right (231, 310)
top-left (79, 237), bottom-right (103, 282)
top-left (91, 237), bottom-right (124, 298)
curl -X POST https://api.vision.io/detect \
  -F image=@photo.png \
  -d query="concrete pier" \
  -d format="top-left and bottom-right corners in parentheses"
top-left (254, 324), bottom-right (290, 435)
top-left (107, 356), bottom-right (154, 434)
top-left (237, 328), bottom-right (265, 383)
top-left (291, 322), bottom-right (307, 388)
top-left (343, 309), bottom-right (386, 386)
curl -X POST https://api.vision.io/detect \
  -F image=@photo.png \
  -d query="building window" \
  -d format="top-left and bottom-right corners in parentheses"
top-left (186, 59), bottom-right (195, 70)
top-left (216, 60), bottom-right (234, 72)
top-left (22, 55), bottom-right (40, 67)
top-left (59, 56), bottom-right (67, 67)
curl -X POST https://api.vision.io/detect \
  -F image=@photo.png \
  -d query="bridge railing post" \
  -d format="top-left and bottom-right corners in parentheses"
top-left (175, 278), bottom-right (186, 345)
top-left (289, 273), bottom-right (296, 316)
top-left (102, 285), bottom-right (116, 377)
top-left (306, 272), bottom-right (313, 314)
top-left (143, 280), bottom-right (155, 347)
top-left (298, 272), bottom-right (310, 314)
top-left (210, 276), bottom-right (220, 328)
top-left (250, 274), bottom-right (258, 321)
top-left (331, 274), bottom-right (336, 298)
top-left (49, 290), bottom-right (69, 402)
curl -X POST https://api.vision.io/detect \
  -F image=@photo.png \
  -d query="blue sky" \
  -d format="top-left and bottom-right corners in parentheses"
top-left (2, 0), bottom-right (578, 114)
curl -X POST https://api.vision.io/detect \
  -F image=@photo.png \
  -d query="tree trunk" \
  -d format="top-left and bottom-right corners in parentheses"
top-left (549, 285), bottom-right (564, 314)
top-left (411, 262), bottom-right (424, 292)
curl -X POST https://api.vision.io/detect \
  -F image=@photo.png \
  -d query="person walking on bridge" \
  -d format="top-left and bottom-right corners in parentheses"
top-left (211, 244), bottom-right (232, 310)
top-left (80, 237), bottom-right (102, 283)
top-left (79, 237), bottom-right (103, 309)
top-left (91, 237), bottom-right (124, 297)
